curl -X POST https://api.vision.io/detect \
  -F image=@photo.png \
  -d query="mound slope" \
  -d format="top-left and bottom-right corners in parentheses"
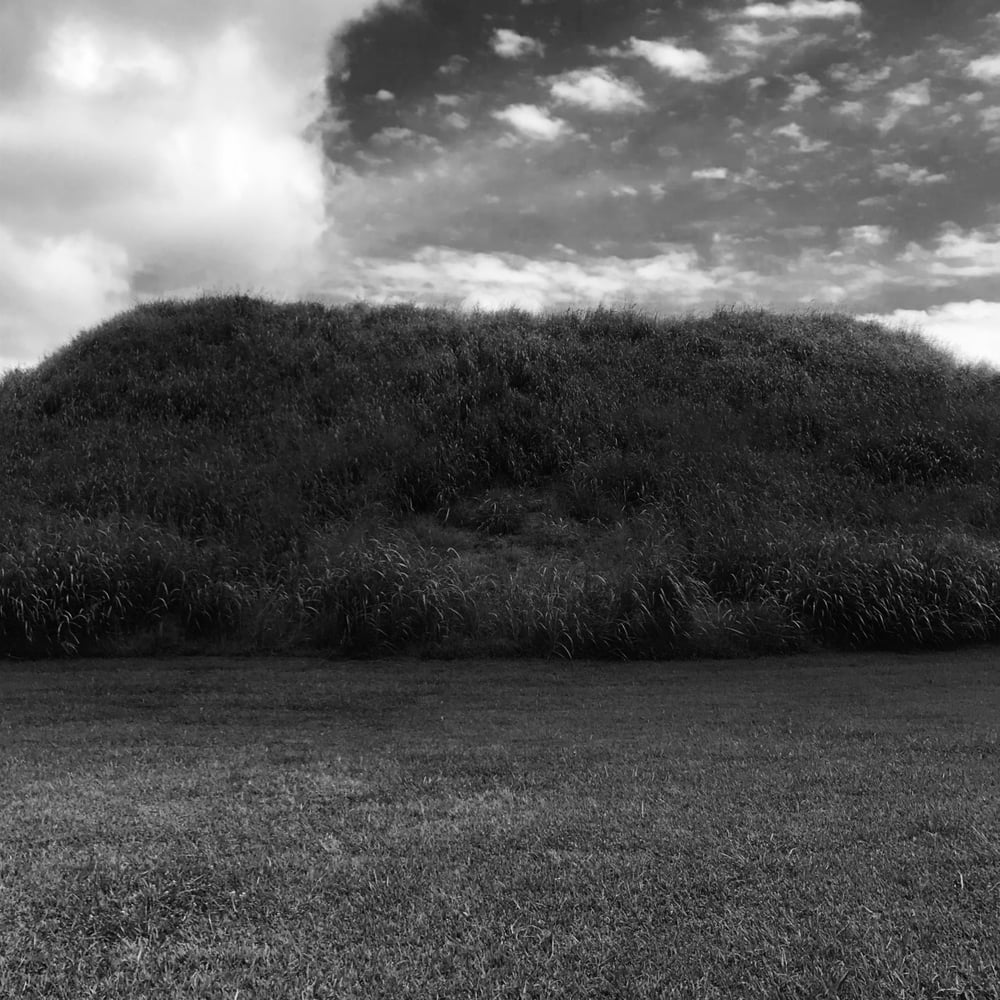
top-left (2, 295), bottom-right (1000, 658)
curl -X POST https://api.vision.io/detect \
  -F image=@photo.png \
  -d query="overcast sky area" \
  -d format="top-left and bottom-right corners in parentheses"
top-left (2, 0), bottom-right (1000, 372)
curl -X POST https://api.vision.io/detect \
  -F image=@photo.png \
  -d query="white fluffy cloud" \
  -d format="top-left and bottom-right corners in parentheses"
top-left (722, 22), bottom-right (799, 58)
top-left (861, 301), bottom-right (1000, 369)
top-left (338, 244), bottom-right (720, 313)
top-left (740, 1), bottom-right (862, 20)
top-left (549, 68), bottom-right (647, 112)
top-left (892, 223), bottom-right (1000, 284)
top-left (876, 162), bottom-right (947, 185)
top-left (967, 53), bottom-right (1000, 82)
top-left (843, 225), bottom-right (891, 247)
top-left (491, 28), bottom-right (544, 59)
top-left (40, 19), bottom-right (184, 93)
top-left (2, 0), bottom-right (377, 87)
top-left (493, 103), bottom-right (568, 141)
top-left (773, 122), bottom-right (829, 152)
top-left (0, 230), bottom-right (130, 371)
top-left (0, 0), bottom-right (377, 372)
top-left (926, 225), bottom-right (1000, 278)
top-left (626, 38), bottom-right (716, 82)
top-left (878, 79), bottom-right (932, 132)
top-left (782, 73), bottom-right (822, 108)
top-left (306, 220), bottom-right (1000, 372)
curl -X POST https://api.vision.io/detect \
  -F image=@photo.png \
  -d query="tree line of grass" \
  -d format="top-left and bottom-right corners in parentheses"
top-left (3, 293), bottom-right (1000, 659)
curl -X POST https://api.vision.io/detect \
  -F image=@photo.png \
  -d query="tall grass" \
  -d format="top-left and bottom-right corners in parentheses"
top-left (495, 563), bottom-right (699, 658)
top-left (0, 517), bottom-right (244, 657)
top-left (302, 536), bottom-right (476, 655)
top-left (4, 295), bottom-right (1000, 659)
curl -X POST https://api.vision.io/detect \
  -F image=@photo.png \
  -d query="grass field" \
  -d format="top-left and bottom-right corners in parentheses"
top-left (2, 654), bottom-right (999, 998)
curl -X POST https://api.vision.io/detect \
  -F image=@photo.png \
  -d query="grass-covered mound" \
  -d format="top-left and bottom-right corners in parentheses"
top-left (3, 294), bottom-right (1000, 658)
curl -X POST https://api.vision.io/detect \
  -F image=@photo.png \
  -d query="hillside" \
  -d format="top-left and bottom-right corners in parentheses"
top-left (3, 294), bottom-right (1000, 659)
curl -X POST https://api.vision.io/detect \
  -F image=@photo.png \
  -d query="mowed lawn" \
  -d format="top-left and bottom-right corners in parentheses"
top-left (2, 653), bottom-right (999, 999)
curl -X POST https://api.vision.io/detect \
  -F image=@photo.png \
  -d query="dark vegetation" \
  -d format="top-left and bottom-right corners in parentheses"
top-left (3, 293), bottom-right (1000, 658)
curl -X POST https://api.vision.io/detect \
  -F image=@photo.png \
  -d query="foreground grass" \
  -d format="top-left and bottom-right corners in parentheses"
top-left (2, 655), bottom-right (999, 998)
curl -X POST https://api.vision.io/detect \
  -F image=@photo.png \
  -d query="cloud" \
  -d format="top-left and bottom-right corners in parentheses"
top-left (877, 79), bottom-right (932, 132)
top-left (549, 67), bottom-right (647, 112)
top-left (316, 222), bottom-right (914, 321)
top-left (5, 0), bottom-right (999, 378)
top-left (876, 162), bottom-right (947, 185)
top-left (828, 65), bottom-right (891, 93)
top-left (889, 79), bottom-right (932, 106)
top-left (370, 126), bottom-right (441, 150)
top-left (334, 244), bottom-right (721, 312)
top-left (492, 103), bottom-right (569, 141)
top-left (722, 22), bottom-right (799, 58)
top-left (3, 0), bottom-right (380, 92)
top-left (436, 55), bottom-right (469, 76)
top-left (624, 38), bottom-right (716, 82)
top-left (925, 224), bottom-right (1000, 279)
top-left (0, 0), bottom-right (382, 371)
top-left (739, 1), bottom-right (862, 20)
top-left (860, 300), bottom-right (1000, 369)
top-left (306, 217), bottom-right (998, 356)
top-left (895, 223), bottom-right (1000, 284)
top-left (491, 28), bottom-right (544, 59)
top-left (773, 122), bottom-right (829, 152)
top-left (0, 230), bottom-right (130, 371)
top-left (980, 105), bottom-right (1000, 141)
top-left (832, 99), bottom-right (866, 119)
top-left (782, 73), bottom-right (822, 108)
top-left (39, 18), bottom-right (184, 94)
top-left (967, 54), bottom-right (1000, 82)
top-left (843, 225), bottom-right (891, 247)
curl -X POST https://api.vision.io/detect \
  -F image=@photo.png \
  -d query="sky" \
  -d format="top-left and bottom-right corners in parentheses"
top-left (2, 0), bottom-right (1000, 372)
